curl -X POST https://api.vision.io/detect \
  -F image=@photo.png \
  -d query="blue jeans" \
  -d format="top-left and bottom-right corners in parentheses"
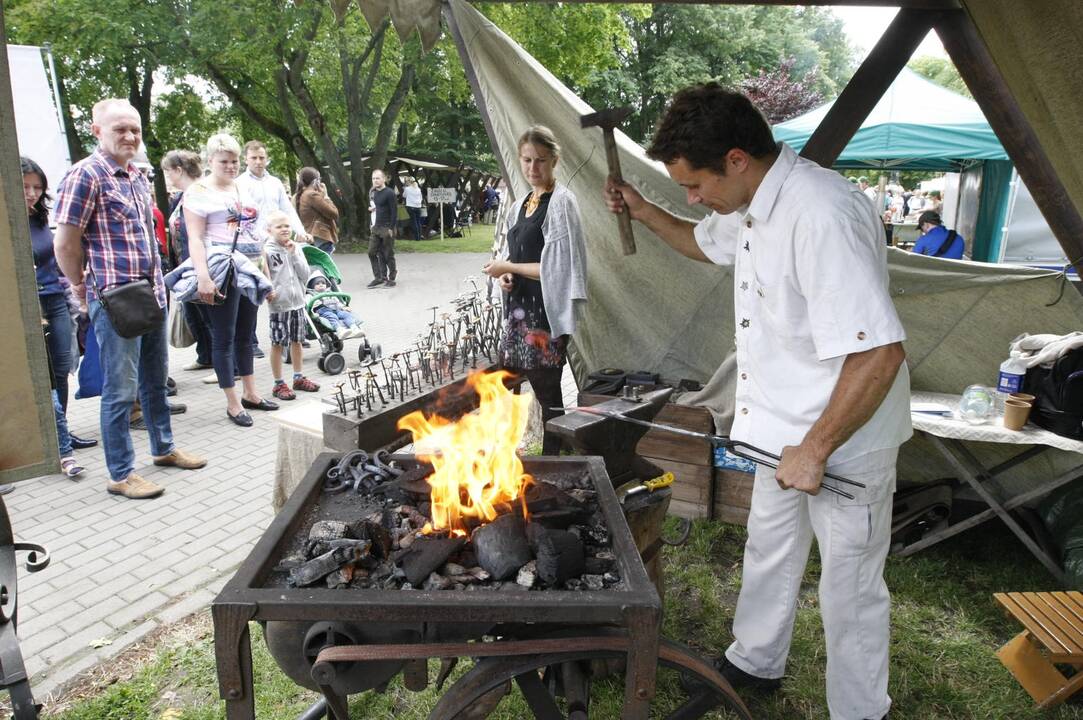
top-left (39, 292), bottom-right (73, 411)
top-left (315, 306), bottom-right (359, 330)
top-left (407, 207), bottom-right (423, 240)
top-left (88, 298), bottom-right (174, 481)
top-left (315, 239), bottom-right (335, 255)
top-left (53, 390), bottom-right (72, 458)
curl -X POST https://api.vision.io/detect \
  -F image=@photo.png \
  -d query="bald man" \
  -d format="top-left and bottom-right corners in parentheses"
top-left (54, 99), bottom-right (206, 499)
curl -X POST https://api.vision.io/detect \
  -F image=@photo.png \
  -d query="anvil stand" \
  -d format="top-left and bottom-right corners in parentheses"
top-left (0, 493), bottom-right (50, 718)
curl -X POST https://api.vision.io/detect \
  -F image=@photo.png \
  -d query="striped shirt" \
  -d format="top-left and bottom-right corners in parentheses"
top-left (54, 148), bottom-right (165, 307)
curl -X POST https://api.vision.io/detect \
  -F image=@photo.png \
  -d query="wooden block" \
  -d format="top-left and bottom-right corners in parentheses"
top-left (715, 469), bottom-right (753, 509)
top-left (641, 458), bottom-right (710, 505)
top-left (996, 630), bottom-right (1069, 707)
top-left (668, 498), bottom-right (707, 521)
top-left (636, 404), bottom-right (714, 464)
top-left (713, 504), bottom-right (751, 527)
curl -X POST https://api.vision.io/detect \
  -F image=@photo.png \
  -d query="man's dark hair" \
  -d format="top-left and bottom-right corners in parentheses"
top-left (918, 210), bottom-right (943, 228)
top-left (647, 83), bottom-right (776, 173)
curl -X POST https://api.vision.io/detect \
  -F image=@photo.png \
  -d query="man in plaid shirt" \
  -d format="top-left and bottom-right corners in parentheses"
top-left (54, 99), bottom-right (206, 499)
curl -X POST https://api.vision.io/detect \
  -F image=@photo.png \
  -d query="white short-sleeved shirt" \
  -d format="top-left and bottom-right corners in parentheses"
top-left (236, 170), bottom-right (306, 237)
top-left (182, 180), bottom-right (264, 259)
top-left (694, 143), bottom-right (912, 464)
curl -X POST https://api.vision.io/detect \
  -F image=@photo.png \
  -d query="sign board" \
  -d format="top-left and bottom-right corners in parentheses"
top-left (428, 187), bottom-right (456, 204)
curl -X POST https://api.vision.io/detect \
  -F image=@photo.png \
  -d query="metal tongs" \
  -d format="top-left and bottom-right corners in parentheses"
top-left (562, 406), bottom-right (866, 500)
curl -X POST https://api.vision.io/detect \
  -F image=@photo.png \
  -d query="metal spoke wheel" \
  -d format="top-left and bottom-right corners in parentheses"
top-left (427, 638), bottom-right (751, 720)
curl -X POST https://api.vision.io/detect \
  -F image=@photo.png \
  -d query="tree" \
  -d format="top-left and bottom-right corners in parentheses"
top-left (740, 57), bottom-right (823, 124)
top-left (909, 56), bottom-right (972, 98)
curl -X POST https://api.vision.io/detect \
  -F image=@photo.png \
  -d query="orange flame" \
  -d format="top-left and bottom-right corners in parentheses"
top-left (397, 370), bottom-right (534, 536)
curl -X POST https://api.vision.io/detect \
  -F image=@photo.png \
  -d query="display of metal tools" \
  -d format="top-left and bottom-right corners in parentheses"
top-left (326, 277), bottom-right (504, 418)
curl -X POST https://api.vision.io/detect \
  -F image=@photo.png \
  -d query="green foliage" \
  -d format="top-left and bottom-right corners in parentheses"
top-left (909, 56), bottom-right (972, 99)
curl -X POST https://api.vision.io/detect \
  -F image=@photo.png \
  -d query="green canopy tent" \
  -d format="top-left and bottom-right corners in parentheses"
top-left (774, 68), bottom-right (1013, 261)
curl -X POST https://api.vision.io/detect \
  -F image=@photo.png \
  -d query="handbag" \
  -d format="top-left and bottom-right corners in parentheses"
top-left (169, 299), bottom-right (195, 348)
top-left (88, 266), bottom-right (165, 339)
top-left (191, 226), bottom-right (241, 306)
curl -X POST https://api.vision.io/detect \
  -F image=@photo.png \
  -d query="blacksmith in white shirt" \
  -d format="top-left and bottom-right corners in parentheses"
top-left (236, 140), bottom-right (310, 242)
top-left (604, 83), bottom-right (911, 720)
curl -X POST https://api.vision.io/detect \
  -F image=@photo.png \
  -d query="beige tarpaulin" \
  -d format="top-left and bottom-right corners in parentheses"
top-left (449, 0), bottom-right (1083, 492)
top-left (961, 0), bottom-right (1083, 232)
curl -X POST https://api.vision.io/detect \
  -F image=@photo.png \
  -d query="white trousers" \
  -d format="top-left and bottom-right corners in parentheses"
top-left (726, 448), bottom-right (897, 720)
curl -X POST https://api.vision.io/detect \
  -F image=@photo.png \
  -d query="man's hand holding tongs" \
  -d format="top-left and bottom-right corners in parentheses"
top-left (775, 443), bottom-right (827, 496)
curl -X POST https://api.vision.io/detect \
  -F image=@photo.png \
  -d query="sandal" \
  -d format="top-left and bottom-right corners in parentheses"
top-left (61, 457), bottom-right (85, 479)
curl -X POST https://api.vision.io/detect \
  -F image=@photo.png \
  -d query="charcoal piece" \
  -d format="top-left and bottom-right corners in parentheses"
top-left (309, 520), bottom-right (349, 541)
top-left (455, 550), bottom-right (478, 568)
top-left (470, 567), bottom-right (491, 582)
top-left (567, 489), bottom-right (596, 504)
top-left (397, 536), bottom-right (466, 586)
top-left (595, 549), bottom-right (615, 561)
top-left (516, 560), bottom-right (537, 588)
top-left (308, 538), bottom-right (371, 558)
top-left (326, 566), bottom-right (354, 588)
top-left (348, 521), bottom-right (393, 560)
top-left (442, 562), bottom-right (466, 576)
top-left (583, 556), bottom-right (614, 575)
top-left (565, 578), bottom-right (583, 591)
top-left (582, 574), bottom-right (605, 591)
top-left (527, 523), bottom-right (585, 587)
top-left (400, 532), bottom-right (417, 549)
top-left (418, 501), bottom-right (432, 519)
top-left (424, 572), bottom-right (454, 591)
top-left (290, 544), bottom-right (368, 587)
top-left (393, 464), bottom-right (435, 496)
top-left (603, 572), bottom-right (620, 586)
top-left (380, 508), bottom-right (399, 531)
top-left (273, 553), bottom-right (305, 573)
top-left (472, 513), bottom-right (533, 581)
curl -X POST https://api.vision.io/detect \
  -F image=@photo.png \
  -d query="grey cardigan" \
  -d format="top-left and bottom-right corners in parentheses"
top-left (503, 184), bottom-right (588, 338)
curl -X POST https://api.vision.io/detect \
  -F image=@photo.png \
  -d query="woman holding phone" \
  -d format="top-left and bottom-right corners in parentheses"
top-left (294, 167), bottom-right (340, 254)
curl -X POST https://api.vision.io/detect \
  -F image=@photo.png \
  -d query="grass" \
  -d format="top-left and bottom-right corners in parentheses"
top-left (335, 223), bottom-right (496, 255)
top-left (46, 519), bottom-right (1083, 719)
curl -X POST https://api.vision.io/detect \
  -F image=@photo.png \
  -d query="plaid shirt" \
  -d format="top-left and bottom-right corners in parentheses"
top-left (54, 148), bottom-right (165, 306)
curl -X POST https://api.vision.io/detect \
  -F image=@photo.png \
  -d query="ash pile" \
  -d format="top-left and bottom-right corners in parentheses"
top-left (273, 456), bottom-right (622, 593)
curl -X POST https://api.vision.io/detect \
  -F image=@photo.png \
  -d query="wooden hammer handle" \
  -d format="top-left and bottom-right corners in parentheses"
top-left (602, 129), bottom-right (636, 255)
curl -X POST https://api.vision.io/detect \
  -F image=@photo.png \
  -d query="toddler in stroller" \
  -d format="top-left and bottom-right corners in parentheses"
top-left (303, 265), bottom-right (381, 375)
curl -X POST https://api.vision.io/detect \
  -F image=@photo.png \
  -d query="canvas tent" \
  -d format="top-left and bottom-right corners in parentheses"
top-left (774, 67), bottom-right (1017, 262)
top-left (773, 67), bottom-right (1008, 171)
top-left (443, 0), bottom-right (1083, 497)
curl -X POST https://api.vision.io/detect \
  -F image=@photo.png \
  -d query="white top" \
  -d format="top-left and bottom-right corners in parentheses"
top-left (694, 143), bottom-right (912, 464)
top-left (404, 185), bottom-right (423, 208)
top-left (182, 180), bottom-right (264, 259)
top-left (236, 170), bottom-right (306, 237)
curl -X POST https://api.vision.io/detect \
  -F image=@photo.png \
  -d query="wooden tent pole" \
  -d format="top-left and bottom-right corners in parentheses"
top-left (800, 8), bottom-right (939, 167)
top-left (444, 0), bottom-right (513, 191)
top-left (936, 9), bottom-right (1083, 273)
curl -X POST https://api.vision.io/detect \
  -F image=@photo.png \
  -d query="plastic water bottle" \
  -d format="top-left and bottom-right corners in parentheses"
top-left (997, 351), bottom-right (1027, 411)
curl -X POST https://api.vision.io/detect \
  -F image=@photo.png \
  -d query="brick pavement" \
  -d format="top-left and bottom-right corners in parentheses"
top-left (8, 251), bottom-right (584, 702)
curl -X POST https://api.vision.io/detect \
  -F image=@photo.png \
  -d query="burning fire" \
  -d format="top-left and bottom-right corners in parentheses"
top-left (397, 370), bottom-right (534, 536)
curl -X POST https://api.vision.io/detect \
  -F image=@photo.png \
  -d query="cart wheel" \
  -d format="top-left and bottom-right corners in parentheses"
top-left (324, 352), bottom-right (346, 375)
top-left (370, 343), bottom-right (383, 361)
top-left (317, 357), bottom-right (326, 373)
top-left (427, 637), bottom-right (751, 720)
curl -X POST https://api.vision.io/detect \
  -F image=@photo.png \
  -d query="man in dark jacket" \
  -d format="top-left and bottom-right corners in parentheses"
top-left (368, 169), bottom-right (398, 288)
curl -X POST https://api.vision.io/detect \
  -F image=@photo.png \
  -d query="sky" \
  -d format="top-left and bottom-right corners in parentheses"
top-left (832, 6), bottom-right (947, 60)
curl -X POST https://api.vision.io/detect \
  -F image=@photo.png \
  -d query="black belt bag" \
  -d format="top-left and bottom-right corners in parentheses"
top-left (92, 270), bottom-right (164, 339)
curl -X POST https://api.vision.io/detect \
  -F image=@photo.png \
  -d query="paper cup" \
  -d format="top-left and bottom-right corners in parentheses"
top-left (1009, 392), bottom-right (1036, 406)
top-left (1003, 398), bottom-right (1032, 430)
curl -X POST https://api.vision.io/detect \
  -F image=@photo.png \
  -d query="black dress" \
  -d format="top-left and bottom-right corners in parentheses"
top-left (500, 191), bottom-right (567, 370)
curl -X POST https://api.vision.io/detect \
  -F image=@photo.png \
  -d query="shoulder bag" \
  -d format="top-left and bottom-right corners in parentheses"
top-left (88, 266), bottom-right (164, 339)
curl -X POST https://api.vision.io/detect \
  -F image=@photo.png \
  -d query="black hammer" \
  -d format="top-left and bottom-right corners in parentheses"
top-left (581, 106), bottom-right (636, 255)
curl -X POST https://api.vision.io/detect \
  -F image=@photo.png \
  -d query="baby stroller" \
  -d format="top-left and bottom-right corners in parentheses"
top-left (302, 245), bottom-right (381, 375)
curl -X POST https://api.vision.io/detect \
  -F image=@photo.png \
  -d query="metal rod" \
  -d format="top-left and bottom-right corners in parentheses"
top-left (562, 406), bottom-right (864, 498)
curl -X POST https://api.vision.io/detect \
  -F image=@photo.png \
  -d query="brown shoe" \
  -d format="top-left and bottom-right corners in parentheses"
top-left (153, 448), bottom-right (208, 470)
top-left (107, 474), bottom-right (164, 499)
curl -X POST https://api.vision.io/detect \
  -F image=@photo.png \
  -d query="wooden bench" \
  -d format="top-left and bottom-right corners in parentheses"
top-left (993, 591), bottom-right (1083, 709)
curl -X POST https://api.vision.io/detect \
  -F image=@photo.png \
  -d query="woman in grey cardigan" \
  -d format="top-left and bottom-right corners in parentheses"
top-left (482, 126), bottom-right (587, 454)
